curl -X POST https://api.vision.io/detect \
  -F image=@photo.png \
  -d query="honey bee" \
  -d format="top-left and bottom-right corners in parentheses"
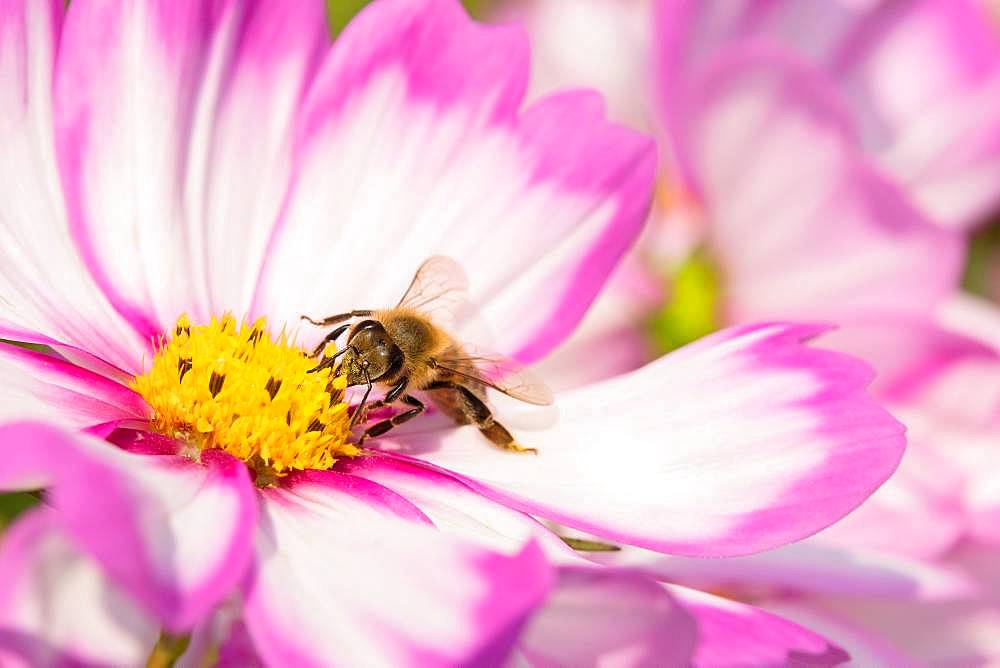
top-left (302, 256), bottom-right (553, 452)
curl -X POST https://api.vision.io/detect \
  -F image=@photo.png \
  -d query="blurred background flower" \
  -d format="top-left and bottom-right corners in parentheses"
top-left (485, 0), bottom-right (1000, 664)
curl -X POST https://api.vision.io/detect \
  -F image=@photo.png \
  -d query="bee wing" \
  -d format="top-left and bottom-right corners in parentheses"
top-left (397, 256), bottom-right (470, 331)
top-left (434, 347), bottom-right (554, 406)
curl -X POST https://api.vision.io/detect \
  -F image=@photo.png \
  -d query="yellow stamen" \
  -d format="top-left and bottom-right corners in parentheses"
top-left (131, 314), bottom-right (357, 478)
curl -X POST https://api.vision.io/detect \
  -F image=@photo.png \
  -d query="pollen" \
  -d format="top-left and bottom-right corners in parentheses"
top-left (131, 314), bottom-right (358, 478)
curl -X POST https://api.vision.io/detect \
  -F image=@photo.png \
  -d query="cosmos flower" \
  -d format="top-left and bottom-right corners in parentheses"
top-left (0, 0), bottom-right (905, 664)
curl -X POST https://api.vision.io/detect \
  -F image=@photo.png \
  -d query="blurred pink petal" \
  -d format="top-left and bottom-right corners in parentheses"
top-left (512, 568), bottom-right (697, 667)
top-left (591, 541), bottom-right (976, 601)
top-left (815, 318), bottom-right (1000, 556)
top-left (389, 322), bottom-right (904, 556)
top-left (658, 0), bottom-right (1000, 229)
top-left (244, 470), bottom-right (552, 667)
top-left (670, 587), bottom-right (849, 667)
top-left (0, 508), bottom-right (157, 668)
top-left (675, 49), bottom-right (962, 322)
top-left (760, 601), bottom-right (919, 667)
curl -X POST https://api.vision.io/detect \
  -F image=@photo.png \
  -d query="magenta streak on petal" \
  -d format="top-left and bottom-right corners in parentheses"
top-left (225, 0), bottom-right (326, 74)
top-left (105, 427), bottom-right (183, 456)
top-left (0, 342), bottom-right (150, 422)
top-left (52, 0), bottom-right (228, 344)
top-left (510, 91), bottom-right (657, 364)
top-left (0, 321), bottom-right (134, 384)
top-left (278, 468), bottom-right (434, 525)
top-left (55, 118), bottom-right (161, 344)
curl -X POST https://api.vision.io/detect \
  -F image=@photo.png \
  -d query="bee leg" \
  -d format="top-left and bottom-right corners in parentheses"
top-left (300, 310), bottom-right (373, 327)
top-left (427, 382), bottom-right (537, 454)
top-left (360, 394), bottom-right (424, 443)
top-left (310, 323), bottom-right (351, 358)
top-left (354, 377), bottom-right (408, 427)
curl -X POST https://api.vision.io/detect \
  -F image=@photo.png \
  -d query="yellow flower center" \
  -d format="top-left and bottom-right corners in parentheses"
top-left (131, 314), bottom-right (358, 479)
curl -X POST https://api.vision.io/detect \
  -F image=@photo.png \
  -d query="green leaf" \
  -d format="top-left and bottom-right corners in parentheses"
top-left (962, 220), bottom-right (1000, 298)
top-left (326, 0), bottom-right (370, 36)
top-left (0, 492), bottom-right (41, 530)
top-left (326, 0), bottom-right (495, 36)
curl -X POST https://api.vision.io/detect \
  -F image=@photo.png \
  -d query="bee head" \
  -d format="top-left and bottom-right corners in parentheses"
top-left (342, 320), bottom-right (404, 386)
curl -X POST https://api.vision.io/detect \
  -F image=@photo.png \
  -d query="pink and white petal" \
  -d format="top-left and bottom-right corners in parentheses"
top-left (254, 0), bottom-right (656, 362)
top-left (511, 567), bottom-right (697, 668)
top-left (670, 586), bottom-right (850, 667)
top-left (832, 0), bottom-right (1000, 228)
top-left (0, 508), bottom-right (158, 668)
top-left (0, 341), bottom-right (149, 429)
top-left (590, 541), bottom-right (976, 601)
top-left (0, 422), bottom-right (256, 631)
top-left (0, 0), bottom-right (150, 372)
top-left (676, 49), bottom-right (963, 322)
top-left (338, 453), bottom-right (574, 559)
top-left (54, 0), bottom-right (331, 332)
top-left (244, 469), bottom-right (553, 668)
top-left (384, 322), bottom-right (905, 556)
top-left (181, 0), bottom-right (331, 317)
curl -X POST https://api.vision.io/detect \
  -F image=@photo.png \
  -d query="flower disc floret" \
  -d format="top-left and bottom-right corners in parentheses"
top-left (132, 314), bottom-right (357, 476)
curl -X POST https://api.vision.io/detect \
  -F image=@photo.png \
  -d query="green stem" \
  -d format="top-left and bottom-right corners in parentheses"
top-left (145, 632), bottom-right (192, 668)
